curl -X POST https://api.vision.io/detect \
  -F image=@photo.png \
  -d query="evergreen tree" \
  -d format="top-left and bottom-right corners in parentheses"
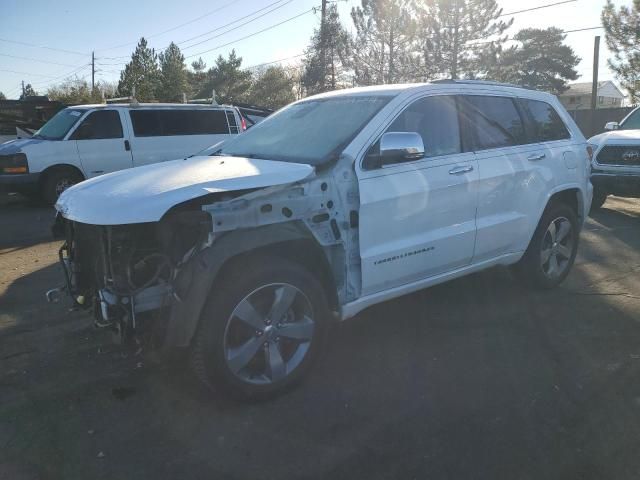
top-left (198, 50), bottom-right (252, 104)
top-left (351, 0), bottom-right (417, 85)
top-left (20, 84), bottom-right (37, 99)
top-left (602, 0), bottom-right (640, 102)
top-left (158, 42), bottom-right (188, 102)
top-left (187, 57), bottom-right (208, 98)
top-left (247, 65), bottom-right (296, 109)
top-left (302, 4), bottom-right (351, 94)
top-left (415, 0), bottom-right (512, 80)
top-left (481, 28), bottom-right (579, 94)
top-left (0, 91), bottom-right (6, 100)
top-left (117, 37), bottom-right (161, 101)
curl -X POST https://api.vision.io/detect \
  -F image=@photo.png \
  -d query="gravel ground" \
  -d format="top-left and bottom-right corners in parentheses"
top-left (1, 192), bottom-right (640, 480)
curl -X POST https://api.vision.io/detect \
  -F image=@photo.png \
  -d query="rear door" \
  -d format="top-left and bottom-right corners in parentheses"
top-left (357, 95), bottom-right (479, 296)
top-left (128, 108), bottom-right (232, 167)
top-left (71, 109), bottom-right (133, 177)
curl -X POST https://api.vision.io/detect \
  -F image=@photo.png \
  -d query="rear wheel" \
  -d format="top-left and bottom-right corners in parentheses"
top-left (41, 168), bottom-right (83, 205)
top-left (512, 203), bottom-right (579, 289)
top-left (589, 188), bottom-right (607, 213)
top-left (190, 257), bottom-right (330, 400)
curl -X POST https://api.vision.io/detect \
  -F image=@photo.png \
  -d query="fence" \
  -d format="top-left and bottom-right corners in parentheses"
top-left (567, 106), bottom-right (635, 138)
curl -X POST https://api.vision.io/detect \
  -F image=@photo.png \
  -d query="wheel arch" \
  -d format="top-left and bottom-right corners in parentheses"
top-left (164, 221), bottom-right (340, 348)
top-left (38, 163), bottom-right (85, 188)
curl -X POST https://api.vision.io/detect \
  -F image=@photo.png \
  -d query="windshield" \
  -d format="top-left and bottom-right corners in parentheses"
top-left (33, 108), bottom-right (84, 140)
top-left (217, 95), bottom-right (391, 165)
top-left (620, 108), bottom-right (640, 130)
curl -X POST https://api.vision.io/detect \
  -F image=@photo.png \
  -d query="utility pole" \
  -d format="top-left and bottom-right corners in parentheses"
top-left (91, 51), bottom-right (95, 92)
top-left (319, 0), bottom-right (327, 91)
top-left (21, 80), bottom-right (25, 99)
top-left (590, 36), bottom-right (600, 135)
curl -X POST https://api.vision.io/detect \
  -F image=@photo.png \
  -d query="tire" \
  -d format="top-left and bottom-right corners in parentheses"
top-left (589, 189), bottom-right (607, 214)
top-left (512, 203), bottom-right (579, 290)
top-left (190, 256), bottom-right (330, 401)
top-left (41, 168), bottom-right (83, 205)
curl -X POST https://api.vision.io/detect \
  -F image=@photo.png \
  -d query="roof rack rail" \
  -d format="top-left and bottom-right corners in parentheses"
top-left (431, 79), bottom-right (526, 89)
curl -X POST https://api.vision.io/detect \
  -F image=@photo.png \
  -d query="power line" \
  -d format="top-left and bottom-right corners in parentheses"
top-left (500, 0), bottom-right (577, 17)
top-left (0, 69), bottom-right (59, 79)
top-left (184, 8), bottom-right (314, 59)
top-left (0, 37), bottom-right (87, 56)
top-left (467, 26), bottom-right (603, 46)
top-left (246, 53), bottom-right (306, 69)
top-left (0, 53), bottom-right (79, 68)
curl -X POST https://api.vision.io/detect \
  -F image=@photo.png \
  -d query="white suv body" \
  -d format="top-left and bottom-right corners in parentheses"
top-left (51, 81), bottom-right (592, 398)
top-left (0, 103), bottom-right (243, 203)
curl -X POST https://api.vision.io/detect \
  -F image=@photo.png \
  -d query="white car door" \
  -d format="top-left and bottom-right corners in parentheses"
top-left (70, 110), bottom-right (133, 177)
top-left (357, 95), bottom-right (479, 296)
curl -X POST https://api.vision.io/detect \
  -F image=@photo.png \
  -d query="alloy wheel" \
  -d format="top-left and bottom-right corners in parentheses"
top-left (540, 216), bottom-right (574, 279)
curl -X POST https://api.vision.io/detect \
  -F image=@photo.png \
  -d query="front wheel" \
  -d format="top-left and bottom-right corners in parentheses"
top-left (512, 203), bottom-right (579, 289)
top-left (190, 257), bottom-right (330, 400)
top-left (41, 168), bottom-right (83, 205)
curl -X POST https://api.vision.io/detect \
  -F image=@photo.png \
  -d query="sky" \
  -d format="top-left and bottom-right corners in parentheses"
top-left (0, 0), bottom-right (630, 100)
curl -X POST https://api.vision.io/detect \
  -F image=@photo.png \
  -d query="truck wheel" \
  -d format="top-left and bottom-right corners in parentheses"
top-left (41, 168), bottom-right (83, 205)
top-left (589, 189), bottom-right (607, 214)
top-left (511, 203), bottom-right (579, 290)
top-left (191, 256), bottom-right (330, 400)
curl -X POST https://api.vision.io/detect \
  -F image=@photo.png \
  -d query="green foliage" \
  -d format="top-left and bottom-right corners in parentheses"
top-left (0, 91), bottom-right (6, 100)
top-left (198, 50), bottom-right (252, 103)
top-left (246, 66), bottom-right (296, 109)
top-left (416, 0), bottom-right (512, 80)
top-left (117, 37), bottom-right (161, 101)
top-left (302, 4), bottom-right (351, 94)
top-left (187, 57), bottom-right (208, 97)
top-left (20, 84), bottom-right (37, 100)
top-left (158, 42), bottom-right (189, 102)
top-left (47, 78), bottom-right (103, 104)
top-left (482, 28), bottom-right (580, 94)
top-left (351, 0), bottom-right (417, 84)
top-left (602, 0), bottom-right (640, 102)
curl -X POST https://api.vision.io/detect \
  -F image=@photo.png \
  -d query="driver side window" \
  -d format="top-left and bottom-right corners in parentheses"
top-left (71, 110), bottom-right (123, 140)
top-left (368, 95), bottom-right (461, 164)
top-left (622, 109), bottom-right (640, 130)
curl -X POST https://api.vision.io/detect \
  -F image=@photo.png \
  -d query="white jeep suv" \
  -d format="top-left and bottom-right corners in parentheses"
top-left (50, 80), bottom-right (592, 399)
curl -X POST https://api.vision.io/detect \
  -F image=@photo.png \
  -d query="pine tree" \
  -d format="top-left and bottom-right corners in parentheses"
top-left (187, 57), bottom-right (208, 98)
top-left (247, 65), bottom-right (296, 109)
top-left (416, 0), bottom-right (512, 80)
top-left (198, 50), bottom-right (252, 104)
top-left (351, 0), bottom-right (417, 85)
top-left (0, 91), bottom-right (6, 100)
top-left (302, 4), bottom-right (351, 94)
top-left (481, 28), bottom-right (580, 94)
top-left (602, 0), bottom-right (640, 102)
top-left (158, 42), bottom-right (188, 102)
top-left (20, 84), bottom-right (37, 99)
top-left (117, 37), bottom-right (161, 101)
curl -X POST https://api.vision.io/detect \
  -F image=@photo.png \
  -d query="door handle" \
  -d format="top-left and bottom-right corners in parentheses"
top-left (124, 140), bottom-right (131, 151)
top-left (527, 153), bottom-right (546, 161)
top-left (448, 165), bottom-right (474, 175)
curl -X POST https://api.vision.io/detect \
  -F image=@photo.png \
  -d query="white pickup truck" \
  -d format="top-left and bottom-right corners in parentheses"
top-left (51, 81), bottom-right (592, 399)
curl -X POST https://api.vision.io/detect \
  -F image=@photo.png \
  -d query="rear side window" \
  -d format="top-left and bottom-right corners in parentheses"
top-left (71, 110), bottom-right (123, 140)
top-left (386, 95), bottom-right (461, 158)
top-left (130, 109), bottom-right (230, 137)
top-left (521, 99), bottom-right (570, 142)
top-left (461, 95), bottom-right (525, 150)
top-left (226, 110), bottom-right (240, 134)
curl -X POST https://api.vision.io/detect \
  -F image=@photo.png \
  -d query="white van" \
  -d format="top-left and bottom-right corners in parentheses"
top-left (0, 103), bottom-right (244, 203)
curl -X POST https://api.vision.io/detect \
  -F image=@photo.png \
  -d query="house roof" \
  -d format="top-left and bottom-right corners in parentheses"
top-left (560, 80), bottom-right (624, 98)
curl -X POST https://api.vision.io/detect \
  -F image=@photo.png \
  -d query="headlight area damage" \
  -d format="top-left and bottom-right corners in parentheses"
top-left (49, 174), bottom-right (360, 350)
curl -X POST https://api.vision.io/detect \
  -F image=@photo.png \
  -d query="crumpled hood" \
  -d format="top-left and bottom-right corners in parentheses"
top-left (0, 138), bottom-right (48, 154)
top-left (56, 155), bottom-right (314, 225)
top-left (589, 129), bottom-right (640, 146)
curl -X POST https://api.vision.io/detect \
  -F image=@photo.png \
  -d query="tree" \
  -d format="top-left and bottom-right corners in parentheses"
top-left (47, 77), bottom-right (103, 104)
top-left (415, 0), bottom-right (513, 80)
top-left (117, 37), bottom-right (161, 101)
top-left (198, 50), bottom-right (252, 104)
top-left (158, 42), bottom-right (189, 102)
top-left (187, 57), bottom-right (208, 98)
top-left (302, 4), bottom-right (351, 94)
top-left (20, 84), bottom-right (37, 99)
top-left (602, 0), bottom-right (640, 102)
top-left (0, 91), bottom-right (5, 100)
top-left (351, 0), bottom-right (417, 85)
top-left (482, 28), bottom-right (580, 94)
top-left (246, 66), bottom-right (296, 109)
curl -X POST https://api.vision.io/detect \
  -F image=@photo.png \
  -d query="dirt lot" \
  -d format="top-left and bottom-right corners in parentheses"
top-left (1, 192), bottom-right (640, 480)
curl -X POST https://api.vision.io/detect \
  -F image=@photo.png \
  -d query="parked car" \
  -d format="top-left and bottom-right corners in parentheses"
top-left (0, 103), bottom-right (245, 203)
top-left (588, 105), bottom-right (640, 211)
top-left (50, 80), bottom-right (592, 399)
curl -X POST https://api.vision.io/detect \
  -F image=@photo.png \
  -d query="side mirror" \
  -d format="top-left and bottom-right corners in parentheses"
top-left (379, 132), bottom-right (425, 165)
top-left (604, 121), bottom-right (619, 131)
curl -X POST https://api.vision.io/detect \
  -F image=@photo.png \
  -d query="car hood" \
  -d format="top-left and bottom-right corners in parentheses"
top-left (56, 155), bottom-right (314, 225)
top-left (0, 138), bottom-right (49, 154)
top-left (589, 129), bottom-right (640, 146)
